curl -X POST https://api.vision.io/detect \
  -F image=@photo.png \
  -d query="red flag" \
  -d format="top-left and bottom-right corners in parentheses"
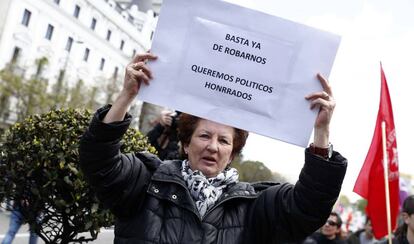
top-left (353, 64), bottom-right (399, 239)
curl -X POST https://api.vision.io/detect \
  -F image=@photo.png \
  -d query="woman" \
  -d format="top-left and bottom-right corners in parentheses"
top-left (79, 53), bottom-right (347, 243)
top-left (382, 195), bottom-right (414, 244)
top-left (146, 110), bottom-right (181, 160)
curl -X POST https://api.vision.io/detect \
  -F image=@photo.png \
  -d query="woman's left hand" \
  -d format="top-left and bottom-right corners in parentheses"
top-left (305, 73), bottom-right (335, 147)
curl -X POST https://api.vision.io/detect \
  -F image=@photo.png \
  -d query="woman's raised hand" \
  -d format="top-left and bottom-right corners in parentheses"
top-left (305, 73), bottom-right (336, 147)
top-left (102, 53), bottom-right (157, 123)
top-left (123, 53), bottom-right (158, 99)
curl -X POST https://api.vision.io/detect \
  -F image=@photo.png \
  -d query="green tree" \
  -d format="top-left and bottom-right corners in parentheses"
top-left (50, 72), bottom-right (69, 110)
top-left (0, 108), bottom-right (156, 243)
top-left (0, 58), bottom-right (107, 129)
top-left (338, 195), bottom-right (351, 207)
top-left (272, 171), bottom-right (289, 183)
top-left (0, 68), bottom-right (18, 121)
top-left (67, 79), bottom-right (87, 109)
top-left (17, 77), bottom-right (50, 120)
top-left (34, 57), bottom-right (49, 80)
top-left (0, 66), bottom-right (24, 122)
top-left (0, 58), bottom-right (52, 122)
top-left (86, 86), bottom-right (99, 111)
top-left (233, 160), bottom-right (274, 182)
top-left (355, 198), bottom-right (368, 214)
top-left (104, 75), bottom-right (121, 105)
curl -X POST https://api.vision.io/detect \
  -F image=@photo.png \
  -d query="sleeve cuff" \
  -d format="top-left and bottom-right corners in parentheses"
top-left (88, 104), bottom-right (133, 142)
top-left (302, 149), bottom-right (348, 190)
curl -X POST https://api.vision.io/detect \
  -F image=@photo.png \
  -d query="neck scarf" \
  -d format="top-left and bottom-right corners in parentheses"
top-left (181, 160), bottom-right (239, 217)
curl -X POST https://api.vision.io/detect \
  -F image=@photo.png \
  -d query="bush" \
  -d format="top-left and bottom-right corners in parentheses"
top-left (0, 108), bottom-right (156, 243)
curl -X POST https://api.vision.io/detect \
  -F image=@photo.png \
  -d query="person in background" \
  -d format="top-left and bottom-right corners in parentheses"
top-left (147, 110), bottom-right (181, 160)
top-left (379, 195), bottom-right (414, 244)
top-left (347, 217), bottom-right (375, 244)
top-left (79, 52), bottom-right (347, 243)
top-left (1, 202), bottom-right (38, 244)
top-left (303, 212), bottom-right (347, 244)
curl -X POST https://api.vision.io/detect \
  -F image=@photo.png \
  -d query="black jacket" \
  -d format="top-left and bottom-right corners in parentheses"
top-left (378, 235), bottom-right (410, 244)
top-left (303, 232), bottom-right (347, 244)
top-left (347, 229), bottom-right (365, 244)
top-left (79, 105), bottom-right (348, 244)
top-left (146, 122), bottom-right (180, 160)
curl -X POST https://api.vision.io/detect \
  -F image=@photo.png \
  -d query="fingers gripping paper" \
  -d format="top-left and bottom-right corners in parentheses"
top-left (138, 0), bottom-right (340, 147)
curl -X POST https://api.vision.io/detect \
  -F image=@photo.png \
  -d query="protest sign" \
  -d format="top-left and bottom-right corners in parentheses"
top-left (138, 0), bottom-right (340, 147)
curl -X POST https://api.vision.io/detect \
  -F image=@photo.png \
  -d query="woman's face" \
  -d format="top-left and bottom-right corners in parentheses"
top-left (403, 212), bottom-right (414, 233)
top-left (321, 215), bottom-right (340, 240)
top-left (184, 119), bottom-right (234, 178)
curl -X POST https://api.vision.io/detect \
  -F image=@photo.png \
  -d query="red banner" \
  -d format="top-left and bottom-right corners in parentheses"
top-left (353, 64), bottom-right (399, 239)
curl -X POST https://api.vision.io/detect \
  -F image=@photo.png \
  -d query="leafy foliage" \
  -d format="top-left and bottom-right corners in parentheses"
top-left (0, 108), bottom-right (156, 243)
top-left (355, 198), bottom-right (368, 214)
top-left (338, 195), bottom-right (351, 207)
top-left (235, 160), bottom-right (274, 182)
top-left (0, 61), bottom-right (102, 126)
top-left (232, 155), bottom-right (279, 182)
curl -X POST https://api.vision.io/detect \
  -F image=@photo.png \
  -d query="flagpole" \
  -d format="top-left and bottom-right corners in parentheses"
top-left (381, 121), bottom-right (392, 244)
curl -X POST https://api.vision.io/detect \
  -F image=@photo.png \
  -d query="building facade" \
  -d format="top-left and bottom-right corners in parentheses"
top-left (0, 0), bottom-right (157, 127)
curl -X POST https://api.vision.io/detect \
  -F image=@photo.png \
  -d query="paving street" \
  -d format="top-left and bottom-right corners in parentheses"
top-left (0, 210), bottom-right (114, 244)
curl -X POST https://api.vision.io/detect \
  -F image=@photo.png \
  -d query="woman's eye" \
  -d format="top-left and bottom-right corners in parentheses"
top-left (220, 139), bottom-right (230, 145)
top-left (200, 134), bottom-right (209, 139)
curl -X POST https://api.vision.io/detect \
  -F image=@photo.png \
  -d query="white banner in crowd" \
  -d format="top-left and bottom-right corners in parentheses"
top-left (138, 0), bottom-right (341, 147)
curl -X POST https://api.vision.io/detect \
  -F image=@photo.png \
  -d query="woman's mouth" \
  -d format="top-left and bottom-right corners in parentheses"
top-left (202, 156), bottom-right (216, 165)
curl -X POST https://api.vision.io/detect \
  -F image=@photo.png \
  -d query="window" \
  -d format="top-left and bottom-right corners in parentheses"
top-left (83, 48), bottom-right (90, 61)
top-left (99, 58), bottom-right (105, 70)
top-left (73, 5), bottom-right (80, 18)
top-left (113, 66), bottom-right (119, 79)
top-left (106, 30), bottom-right (111, 41)
top-left (120, 40), bottom-right (125, 50)
top-left (21, 9), bottom-right (31, 27)
top-left (11, 47), bottom-right (22, 64)
top-left (45, 24), bottom-right (54, 40)
top-left (35, 57), bottom-right (47, 78)
top-left (65, 37), bottom-right (73, 52)
top-left (54, 0), bottom-right (60, 5)
top-left (90, 18), bottom-right (97, 30)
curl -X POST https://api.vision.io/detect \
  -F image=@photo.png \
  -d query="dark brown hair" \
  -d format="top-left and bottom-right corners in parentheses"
top-left (395, 195), bottom-right (414, 239)
top-left (330, 212), bottom-right (343, 228)
top-left (403, 195), bottom-right (414, 215)
top-left (177, 113), bottom-right (249, 158)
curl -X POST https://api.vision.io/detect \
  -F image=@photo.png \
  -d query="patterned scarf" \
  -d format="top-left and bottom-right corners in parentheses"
top-left (181, 160), bottom-right (239, 217)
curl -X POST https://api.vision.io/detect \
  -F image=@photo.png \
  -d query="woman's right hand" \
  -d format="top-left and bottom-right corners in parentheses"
top-left (102, 53), bottom-right (157, 123)
top-left (122, 53), bottom-right (158, 99)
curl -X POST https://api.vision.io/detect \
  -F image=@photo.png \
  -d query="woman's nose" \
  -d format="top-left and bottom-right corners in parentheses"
top-left (206, 140), bottom-right (218, 152)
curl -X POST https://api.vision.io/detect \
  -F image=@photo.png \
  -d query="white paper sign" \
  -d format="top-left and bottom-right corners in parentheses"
top-left (138, 0), bottom-right (341, 147)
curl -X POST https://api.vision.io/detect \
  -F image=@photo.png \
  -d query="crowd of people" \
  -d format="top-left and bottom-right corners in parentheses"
top-left (292, 195), bottom-right (414, 244)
